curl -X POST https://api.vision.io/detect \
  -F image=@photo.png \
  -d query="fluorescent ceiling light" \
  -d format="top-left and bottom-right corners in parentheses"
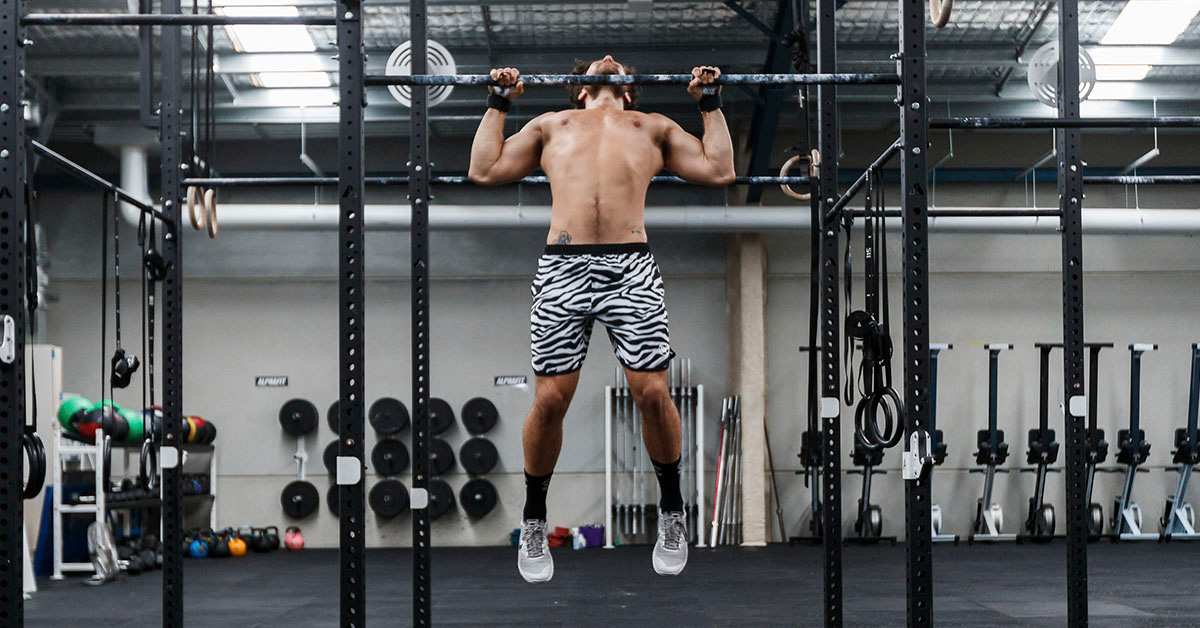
top-left (234, 88), bottom-right (337, 108)
top-left (219, 6), bottom-right (316, 53)
top-left (1094, 65), bottom-right (1152, 81)
top-left (1086, 82), bottom-right (1142, 100)
top-left (253, 71), bottom-right (331, 88)
top-left (1100, 0), bottom-right (1200, 45)
top-left (212, 0), bottom-right (298, 6)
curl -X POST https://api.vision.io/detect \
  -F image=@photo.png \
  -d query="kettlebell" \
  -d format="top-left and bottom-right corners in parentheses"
top-left (249, 528), bottom-right (270, 553)
top-left (209, 530), bottom-right (231, 558)
top-left (284, 526), bottom-right (304, 551)
top-left (188, 539), bottom-right (209, 558)
top-left (228, 535), bottom-right (247, 557)
top-left (126, 554), bottom-right (145, 575)
top-left (265, 526), bottom-right (281, 550)
top-left (139, 549), bottom-right (158, 571)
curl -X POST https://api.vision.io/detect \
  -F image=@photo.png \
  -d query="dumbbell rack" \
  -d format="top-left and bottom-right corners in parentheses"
top-left (603, 359), bottom-right (705, 549)
top-left (50, 424), bottom-right (216, 579)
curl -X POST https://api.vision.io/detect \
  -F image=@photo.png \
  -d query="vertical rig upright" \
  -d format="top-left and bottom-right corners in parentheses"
top-left (336, 0), bottom-right (367, 626)
top-left (815, 0), bottom-right (842, 626)
top-left (1056, 0), bottom-right (1088, 625)
top-left (898, 0), bottom-right (933, 625)
top-left (408, 0), bottom-right (434, 625)
top-left (0, 0), bottom-right (27, 620)
top-left (158, 0), bottom-right (186, 624)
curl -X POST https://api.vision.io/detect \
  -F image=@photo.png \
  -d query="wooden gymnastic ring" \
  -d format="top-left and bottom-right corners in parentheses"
top-left (186, 185), bottom-right (206, 231)
top-left (931, 0), bottom-right (952, 28)
top-left (204, 188), bottom-right (218, 238)
top-left (779, 150), bottom-right (819, 201)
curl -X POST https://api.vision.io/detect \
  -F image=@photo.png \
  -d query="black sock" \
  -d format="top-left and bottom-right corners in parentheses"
top-left (522, 471), bottom-right (553, 521)
top-left (652, 456), bottom-right (684, 513)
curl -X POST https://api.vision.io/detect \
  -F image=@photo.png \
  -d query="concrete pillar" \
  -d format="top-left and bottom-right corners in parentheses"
top-left (726, 233), bottom-right (768, 546)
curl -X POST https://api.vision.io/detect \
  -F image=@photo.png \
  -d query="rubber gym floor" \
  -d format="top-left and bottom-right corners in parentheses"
top-left (25, 541), bottom-right (1200, 627)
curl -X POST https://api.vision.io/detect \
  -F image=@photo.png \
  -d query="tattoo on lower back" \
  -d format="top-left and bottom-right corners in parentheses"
top-left (631, 229), bottom-right (644, 236)
top-left (555, 231), bottom-right (572, 245)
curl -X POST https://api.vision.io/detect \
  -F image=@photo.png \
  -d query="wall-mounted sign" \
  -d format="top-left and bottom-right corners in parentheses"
top-left (256, 376), bottom-right (289, 388)
top-left (494, 375), bottom-right (527, 387)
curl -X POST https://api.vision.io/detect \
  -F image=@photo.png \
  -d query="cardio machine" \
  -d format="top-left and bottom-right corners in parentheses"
top-left (789, 347), bottom-right (825, 545)
top-left (1021, 344), bottom-right (1062, 542)
top-left (970, 344), bottom-right (1017, 543)
top-left (1160, 343), bottom-right (1200, 541)
top-left (929, 344), bottom-right (958, 543)
top-left (1082, 343), bottom-right (1114, 541)
top-left (847, 434), bottom-right (895, 545)
top-left (1110, 344), bottom-right (1158, 541)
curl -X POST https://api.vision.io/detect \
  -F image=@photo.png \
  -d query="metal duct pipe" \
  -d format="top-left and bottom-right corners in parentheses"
top-left (119, 145), bottom-right (153, 226)
top-left (195, 204), bottom-right (1200, 235)
top-left (116, 148), bottom-right (1200, 235)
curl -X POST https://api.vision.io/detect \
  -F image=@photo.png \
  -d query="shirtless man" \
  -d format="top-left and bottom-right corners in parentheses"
top-left (468, 56), bottom-right (734, 583)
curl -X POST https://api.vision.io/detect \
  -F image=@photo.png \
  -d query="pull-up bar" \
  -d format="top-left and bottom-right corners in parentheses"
top-left (31, 140), bottom-right (174, 229)
top-left (933, 117), bottom-right (1200, 130)
top-left (181, 175), bottom-right (811, 187)
top-left (22, 13), bottom-right (336, 26)
top-left (365, 73), bottom-right (900, 87)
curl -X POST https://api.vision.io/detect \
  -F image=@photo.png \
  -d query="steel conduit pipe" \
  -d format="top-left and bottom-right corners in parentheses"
top-left (119, 147), bottom-right (1200, 235)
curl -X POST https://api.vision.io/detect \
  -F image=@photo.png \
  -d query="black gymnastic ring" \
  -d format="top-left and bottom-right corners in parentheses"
top-left (855, 386), bottom-right (905, 449)
top-left (22, 431), bottom-right (46, 499)
top-left (854, 392), bottom-right (892, 447)
top-left (139, 438), bottom-right (158, 492)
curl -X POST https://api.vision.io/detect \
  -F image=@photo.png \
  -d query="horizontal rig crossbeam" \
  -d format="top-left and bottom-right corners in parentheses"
top-left (851, 209), bottom-right (1062, 218)
top-left (182, 175), bottom-right (811, 186)
top-left (31, 139), bottom-right (174, 228)
top-left (1083, 175), bottom-right (1200, 184)
top-left (365, 73), bottom-right (899, 87)
top-left (23, 13), bottom-right (336, 25)
top-left (932, 117), bottom-right (1200, 129)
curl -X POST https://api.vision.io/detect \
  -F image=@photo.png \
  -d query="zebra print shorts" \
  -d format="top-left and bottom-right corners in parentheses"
top-left (530, 242), bottom-right (675, 377)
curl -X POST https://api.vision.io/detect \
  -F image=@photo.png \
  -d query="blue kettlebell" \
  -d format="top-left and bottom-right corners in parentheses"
top-left (188, 539), bottom-right (209, 558)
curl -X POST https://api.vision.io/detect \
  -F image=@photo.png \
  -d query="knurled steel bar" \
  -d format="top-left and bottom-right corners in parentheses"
top-left (182, 173), bottom-right (1200, 188)
top-left (825, 139), bottom-right (901, 221)
top-left (0, 0), bottom-right (28, 619)
top-left (899, 0), bottom-right (933, 624)
top-left (366, 73), bottom-right (899, 86)
top-left (933, 117), bottom-right (1200, 129)
top-left (409, 0), bottom-right (433, 624)
top-left (1082, 175), bottom-right (1200, 184)
top-left (1057, 0), bottom-right (1089, 625)
top-left (336, 1), bottom-right (367, 627)
top-left (182, 175), bottom-right (812, 186)
top-left (32, 140), bottom-right (173, 226)
top-left (23, 12), bottom-right (335, 25)
top-left (816, 0), bottom-right (842, 625)
top-left (158, 0), bottom-right (185, 624)
top-left (845, 209), bottom-right (1062, 218)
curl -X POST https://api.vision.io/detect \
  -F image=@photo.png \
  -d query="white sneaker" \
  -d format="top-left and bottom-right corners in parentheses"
top-left (652, 511), bottom-right (688, 576)
top-left (517, 519), bottom-right (553, 583)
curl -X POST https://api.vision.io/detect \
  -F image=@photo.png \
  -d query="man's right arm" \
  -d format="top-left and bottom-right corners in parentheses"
top-left (468, 110), bottom-right (547, 186)
top-left (468, 67), bottom-right (545, 185)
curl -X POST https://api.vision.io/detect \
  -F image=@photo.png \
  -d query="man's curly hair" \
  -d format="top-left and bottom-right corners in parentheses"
top-left (567, 58), bottom-right (640, 110)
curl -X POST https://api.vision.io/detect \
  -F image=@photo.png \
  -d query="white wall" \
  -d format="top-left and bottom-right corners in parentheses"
top-left (47, 270), bottom-right (728, 547)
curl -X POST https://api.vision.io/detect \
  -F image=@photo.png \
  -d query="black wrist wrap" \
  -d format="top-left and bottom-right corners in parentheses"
top-left (698, 92), bottom-right (722, 113)
top-left (487, 93), bottom-right (511, 112)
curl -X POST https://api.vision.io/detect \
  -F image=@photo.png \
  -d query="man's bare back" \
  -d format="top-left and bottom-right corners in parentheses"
top-left (536, 108), bottom-right (668, 244)
top-left (468, 56), bottom-right (735, 245)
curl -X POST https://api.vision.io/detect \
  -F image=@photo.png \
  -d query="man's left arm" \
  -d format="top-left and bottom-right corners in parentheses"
top-left (659, 66), bottom-right (736, 186)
